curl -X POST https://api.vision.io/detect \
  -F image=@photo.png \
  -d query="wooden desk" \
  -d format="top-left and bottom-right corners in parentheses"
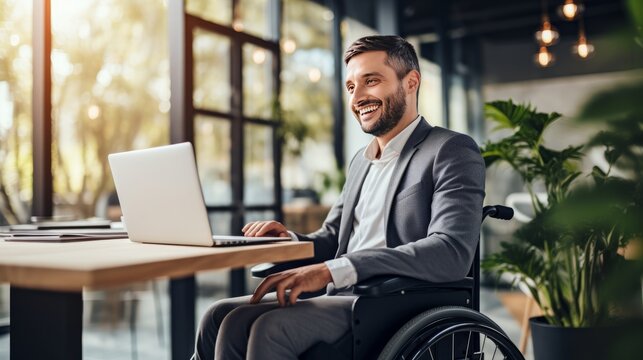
top-left (0, 239), bottom-right (313, 360)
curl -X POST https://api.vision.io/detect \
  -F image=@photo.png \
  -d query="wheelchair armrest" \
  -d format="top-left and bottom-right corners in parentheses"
top-left (352, 275), bottom-right (474, 297)
top-left (251, 259), bottom-right (320, 278)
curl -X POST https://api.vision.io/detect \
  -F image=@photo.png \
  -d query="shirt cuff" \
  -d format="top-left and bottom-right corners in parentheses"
top-left (287, 231), bottom-right (299, 241)
top-left (324, 257), bottom-right (358, 289)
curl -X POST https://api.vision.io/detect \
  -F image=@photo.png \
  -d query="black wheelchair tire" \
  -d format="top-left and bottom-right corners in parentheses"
top-left (377, 306), bottom-right (524, 360)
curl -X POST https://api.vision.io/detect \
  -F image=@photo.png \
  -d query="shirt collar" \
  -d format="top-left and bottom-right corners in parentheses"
top-left (363, 115), bottom-right (423, 162)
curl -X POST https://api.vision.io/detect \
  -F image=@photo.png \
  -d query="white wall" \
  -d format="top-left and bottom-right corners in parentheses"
top-left (481, 69), bottom-right (643, 218)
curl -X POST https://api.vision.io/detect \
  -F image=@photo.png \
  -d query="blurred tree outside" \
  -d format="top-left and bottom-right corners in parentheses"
top-left (50, 0), bottom-right (169, 218)
top-left (0, 0), bottom-right (170, 223)
top-left (281, 0), bottom-right (336, 198)
top-left (0, 0), bottom-right (33, 225)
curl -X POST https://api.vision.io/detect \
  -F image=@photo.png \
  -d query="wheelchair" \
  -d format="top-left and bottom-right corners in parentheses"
top-left (251, 205), bottom-right (524, 360)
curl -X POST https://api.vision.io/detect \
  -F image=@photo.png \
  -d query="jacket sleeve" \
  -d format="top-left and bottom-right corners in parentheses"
top-left (343, 134), bottom-right (486, 283)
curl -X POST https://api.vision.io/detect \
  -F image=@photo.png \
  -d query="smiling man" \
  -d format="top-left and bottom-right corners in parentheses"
top-left (193, 35), bottom-right (486, 360)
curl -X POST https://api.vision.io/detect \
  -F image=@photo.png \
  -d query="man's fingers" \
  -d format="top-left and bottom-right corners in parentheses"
top-left (249, 265), bottom-right (332, 306)
top-left (289, 286), bottom-right (303, 305)
top-left (243, 221), bottom-right (288, 237)
top-left (256, 222), bottom-right (281, 236)
top-left (244, 222), bottom-right (264, 236)
top-left (275, 277), bottom-right (295, 307)
top-left (250, 272), bottom-right (292, 304)
top-left (255, 222), bottom-right (272, 236)
top-left (250, 274), bottom-right (280, 303)
top-left (241, 222), bottom-right (254, 233)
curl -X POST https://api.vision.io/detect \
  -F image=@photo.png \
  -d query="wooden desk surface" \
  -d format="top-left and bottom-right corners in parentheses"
top-left (0, 239), bottom-right (313, 291)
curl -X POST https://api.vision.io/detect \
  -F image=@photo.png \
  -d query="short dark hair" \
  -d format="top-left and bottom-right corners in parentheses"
top-left (344, 35), bottom-right (420, 79)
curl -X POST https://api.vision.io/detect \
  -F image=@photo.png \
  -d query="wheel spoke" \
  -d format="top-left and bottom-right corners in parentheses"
top-left (452, 333), bottom-right (455, 360)
top-left (388, 318), bottom-right (523, 360)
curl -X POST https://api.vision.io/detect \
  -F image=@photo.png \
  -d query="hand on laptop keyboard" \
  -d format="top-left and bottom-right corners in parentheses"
top-left (242, 221), bottom-right (289, 238)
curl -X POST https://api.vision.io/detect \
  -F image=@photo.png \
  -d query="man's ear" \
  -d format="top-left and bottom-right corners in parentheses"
top-left (405, 70), bottom-right (421, 95)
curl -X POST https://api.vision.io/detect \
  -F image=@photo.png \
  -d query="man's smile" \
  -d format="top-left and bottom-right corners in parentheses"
top-left (354, 100), bottom-right (383, 122)
top-left (358, 104), bottom-right (381, 116)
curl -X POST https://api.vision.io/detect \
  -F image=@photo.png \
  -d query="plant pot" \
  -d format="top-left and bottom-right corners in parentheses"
top-left (529, 316), bottom-right (613, 360)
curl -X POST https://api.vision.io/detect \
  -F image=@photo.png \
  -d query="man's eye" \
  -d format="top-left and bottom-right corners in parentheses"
top-left (366, 79), bottom-right (378, 85)
top-left (346, 85), bottom-right (355, 93)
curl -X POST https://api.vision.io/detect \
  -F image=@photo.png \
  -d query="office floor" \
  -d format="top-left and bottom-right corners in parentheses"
top-left (0, 274), bottom-right (533, 360)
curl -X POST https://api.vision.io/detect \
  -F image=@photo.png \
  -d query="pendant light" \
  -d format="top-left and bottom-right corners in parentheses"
top-left (535, 0), bottom-right (559, 46)
top-left (558, 0), bottom-right (584, 21)
top-left (535, 46), bottom-right (555, 67)
top-left (573, 16), bottom-right (594, 59)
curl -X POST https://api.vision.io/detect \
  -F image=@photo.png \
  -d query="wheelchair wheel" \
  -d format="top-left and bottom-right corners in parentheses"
top-left (378, 306), bottom-right (524, 360)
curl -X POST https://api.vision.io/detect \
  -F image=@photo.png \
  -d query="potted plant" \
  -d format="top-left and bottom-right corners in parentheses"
top-left (481, 97), bottom-right (643, 359)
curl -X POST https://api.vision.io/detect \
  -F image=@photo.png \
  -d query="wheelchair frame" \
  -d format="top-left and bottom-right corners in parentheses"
top-left (251, 205), bottom-right (521, 360)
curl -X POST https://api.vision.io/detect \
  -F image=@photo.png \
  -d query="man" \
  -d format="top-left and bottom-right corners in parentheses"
top-left (193, 35), bottom-right (485, 360)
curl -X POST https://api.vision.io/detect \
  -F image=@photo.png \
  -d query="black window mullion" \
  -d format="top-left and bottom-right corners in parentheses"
top-left (170, 1), bottom-right (194, 145)
top-left (272, 41), bottom-right (283, 223)
top-left (32, 0), bottom-right (53, 217)
top-left (193, 108), bottom-right (234, 121)
top-left (229, 38), bottom-right (246, 297)
top-left (230, 40), bottom-right (244, 234)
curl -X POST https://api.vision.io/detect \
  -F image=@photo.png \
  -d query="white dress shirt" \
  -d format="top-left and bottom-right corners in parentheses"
top-left (324, 115), bottom-right (422, 289)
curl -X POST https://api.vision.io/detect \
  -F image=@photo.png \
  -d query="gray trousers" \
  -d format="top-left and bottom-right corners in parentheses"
top-left (193, 293), bottom-right (356, 360)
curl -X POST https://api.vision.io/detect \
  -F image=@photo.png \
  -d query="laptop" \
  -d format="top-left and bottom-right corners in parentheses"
top-left (108, 142), bottom-right (287, 247)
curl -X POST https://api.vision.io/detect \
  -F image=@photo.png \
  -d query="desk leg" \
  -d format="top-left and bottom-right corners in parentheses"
top-left (10, 286), bottom-right (82, 360)
top-left (170, 276), bottom-right (196, 360)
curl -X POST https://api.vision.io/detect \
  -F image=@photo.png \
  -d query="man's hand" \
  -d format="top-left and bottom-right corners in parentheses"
top-left (242, 220), bottom-right (290, 237)
top-left (250, 264), bottom-right (333, 306)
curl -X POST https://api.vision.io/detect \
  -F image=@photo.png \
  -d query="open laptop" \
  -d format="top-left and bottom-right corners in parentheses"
top-left (108, 142), bottom-right (287, 247)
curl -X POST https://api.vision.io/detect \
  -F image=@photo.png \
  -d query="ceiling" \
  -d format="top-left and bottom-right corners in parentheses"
top-left (398, 0), bottom-right (629, 42)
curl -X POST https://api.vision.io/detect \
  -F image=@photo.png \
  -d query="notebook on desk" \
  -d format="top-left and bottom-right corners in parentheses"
top-left (1, 228), bottom-right (128, 242)
top-left (108, 142), bottom-right (287, 247)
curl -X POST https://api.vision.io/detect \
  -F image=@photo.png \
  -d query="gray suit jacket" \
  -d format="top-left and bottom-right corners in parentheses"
top-left (296, 118), bottom-right (485, 285)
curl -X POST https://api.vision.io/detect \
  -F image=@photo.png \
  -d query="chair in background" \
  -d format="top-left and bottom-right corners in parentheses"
top-left (84, 281), bottom-right (165, 360)
top-left (0, 284), bottom-right (9, 337)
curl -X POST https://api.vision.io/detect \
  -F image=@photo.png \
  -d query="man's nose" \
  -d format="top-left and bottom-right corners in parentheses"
top-left (351, 85), bottom-right (367, 107)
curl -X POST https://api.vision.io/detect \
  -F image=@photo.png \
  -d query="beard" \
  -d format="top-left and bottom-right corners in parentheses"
top-left (355, 84), bottom-right (407, 137)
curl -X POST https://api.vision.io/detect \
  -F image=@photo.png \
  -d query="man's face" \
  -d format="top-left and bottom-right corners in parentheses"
top-left (345, 51), bottom-right (408, 137)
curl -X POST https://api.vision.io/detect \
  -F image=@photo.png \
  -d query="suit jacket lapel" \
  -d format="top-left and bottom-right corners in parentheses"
top-left (335, 155), bottom-right (371, 257)
top-left (383, 118), bottom-right (433, 241)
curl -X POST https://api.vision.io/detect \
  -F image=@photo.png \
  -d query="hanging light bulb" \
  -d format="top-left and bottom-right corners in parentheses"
top-left (558, 0), bottom-right (584, 21)
top-left (573, 36), bottom-right (594, 58)
top-left (535, 17), bottom-right (560, 46)
top-left (534, 46), bottom-right (555, 67)
top-left (573, 18), bottom-right (594, 59)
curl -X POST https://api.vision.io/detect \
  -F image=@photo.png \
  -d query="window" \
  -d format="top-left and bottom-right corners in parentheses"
top-left (50, 0), bottom-right (170, 219)
top-left (0, 0), bottom-right (33, 225)
top-left (281, 0), bottom-right (336, 199)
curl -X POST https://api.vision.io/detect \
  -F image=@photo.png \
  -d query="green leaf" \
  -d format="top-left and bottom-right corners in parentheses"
top-left (484, 100), bottom-right (535, 130)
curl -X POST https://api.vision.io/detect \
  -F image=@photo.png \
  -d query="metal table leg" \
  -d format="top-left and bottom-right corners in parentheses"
top-left (10, 286), bottom-right (82, 360)
top-left (170, 275), bottom-right (196, 360)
